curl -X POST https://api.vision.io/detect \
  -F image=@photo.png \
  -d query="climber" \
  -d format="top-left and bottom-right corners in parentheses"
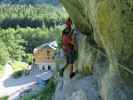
top-left (60, 27), bottom-right (76, 79)
top-left (61, 17), bottom-right (72, 48)
top-left (65, 17), bottom-right (72, 30)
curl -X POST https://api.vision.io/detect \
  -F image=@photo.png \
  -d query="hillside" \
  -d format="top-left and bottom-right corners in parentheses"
top-left (0, 0), bottom-right (59, 5)
top-left (0, 4), bottom-right (68, 73)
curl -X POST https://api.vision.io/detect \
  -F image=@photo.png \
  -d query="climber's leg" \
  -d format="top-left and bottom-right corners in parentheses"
top-left (59, 63), bottom-right (68, 77)
top-left (59, 52), bottom-right (70, 77)
top-left (69, 64), bottom-right (73, 77)
top-left (69, 50), bottom-right (76, 79)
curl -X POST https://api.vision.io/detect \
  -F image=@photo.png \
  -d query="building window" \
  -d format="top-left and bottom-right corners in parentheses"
top-left (42, 65), bottom-right (45, 70)
top-left (48, 65), bottom-right (51, 70)
top-left (47, 50), bottom-right (50, 56)
top-left (47, 57), bottom-right (50, 60)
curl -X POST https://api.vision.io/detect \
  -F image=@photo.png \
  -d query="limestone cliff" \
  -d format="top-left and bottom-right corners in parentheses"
top-left (54, 0), bottom-right (133, 100)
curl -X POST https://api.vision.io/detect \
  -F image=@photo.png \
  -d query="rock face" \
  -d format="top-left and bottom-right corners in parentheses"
top-left (57, 0), bottom-right (133, 100)
top-left (54, 72), bottom-right (100, 100)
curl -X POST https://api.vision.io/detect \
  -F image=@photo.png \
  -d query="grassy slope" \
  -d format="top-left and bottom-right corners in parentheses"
top-left (12, 61), bottom-right (28, 72)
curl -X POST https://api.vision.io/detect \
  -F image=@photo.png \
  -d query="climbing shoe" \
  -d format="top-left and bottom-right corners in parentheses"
top-left (70, 72), bottom-right (76, 79)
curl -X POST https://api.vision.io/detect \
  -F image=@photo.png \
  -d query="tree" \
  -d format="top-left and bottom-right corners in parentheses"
top-left (0, 40), bottom-right (9, 65)
top-left (0, 28), bottom-right (25, 61)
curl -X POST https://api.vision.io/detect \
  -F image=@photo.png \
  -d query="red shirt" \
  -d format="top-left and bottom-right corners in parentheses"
top-left (63, 34), bottom-right (72, 53)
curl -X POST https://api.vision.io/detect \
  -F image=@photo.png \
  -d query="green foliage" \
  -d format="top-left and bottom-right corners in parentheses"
top-left (49, 26), bottom-right (63, 48)
top-left (0, 4), bottom-right (66, 66)
top-left (15, 27), bottom-right (62, 53)
top-left (17, 27), bottom-right (50, 53)
top-left (0, 26), bottom-right (63, 65)
top-left (10, 61), bottom-right (27, 78)
top-left (0, 28), bottom-right (25, 62)
top-left (12, 70), bottom-right (24, 78)
top-left (0, 65), bottom-right (4, 77)
top-left (0, 5), bottom-right (68, 28)
top-left (20, 79), bottom-right (56, 100)
top-left (0, 96), bottom-right (8, 100)
top-left (80, 64), bottom-right (93, 76)
top-left (23, 53), bottom-right (33, 64)
top-left (0, 4), bottom-right (67, 21)
top-left (0, 41), bottom-right (9, 65)
top-left (37, 79), bottom-right (56, 100)
top-left (20, 95), bottom-right (34, 100)
top-left (12, 61), bottom-right (27, 72)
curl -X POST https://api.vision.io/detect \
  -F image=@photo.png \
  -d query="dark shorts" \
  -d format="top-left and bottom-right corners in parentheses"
top-left (66, 50), bottom-right (78, 64)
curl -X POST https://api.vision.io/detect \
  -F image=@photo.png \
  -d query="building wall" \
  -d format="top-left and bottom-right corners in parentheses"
top-left (35, 62), bottom-right (56, 71)
top-left (34, 48), bottom-right (55, 64)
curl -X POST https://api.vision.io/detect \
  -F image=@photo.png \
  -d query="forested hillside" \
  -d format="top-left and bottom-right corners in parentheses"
top-left (0, 4), bottom-right (68, 99)
top-left (0, 5), bottom-right (68, 66)
top-left (0, 5), bottom-right (67, 28)
top-left (0, 0), bottom-right (59, 5)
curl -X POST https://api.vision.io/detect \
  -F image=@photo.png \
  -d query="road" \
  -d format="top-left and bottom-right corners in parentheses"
top-left (0, 64), bottom-right (42, 98)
